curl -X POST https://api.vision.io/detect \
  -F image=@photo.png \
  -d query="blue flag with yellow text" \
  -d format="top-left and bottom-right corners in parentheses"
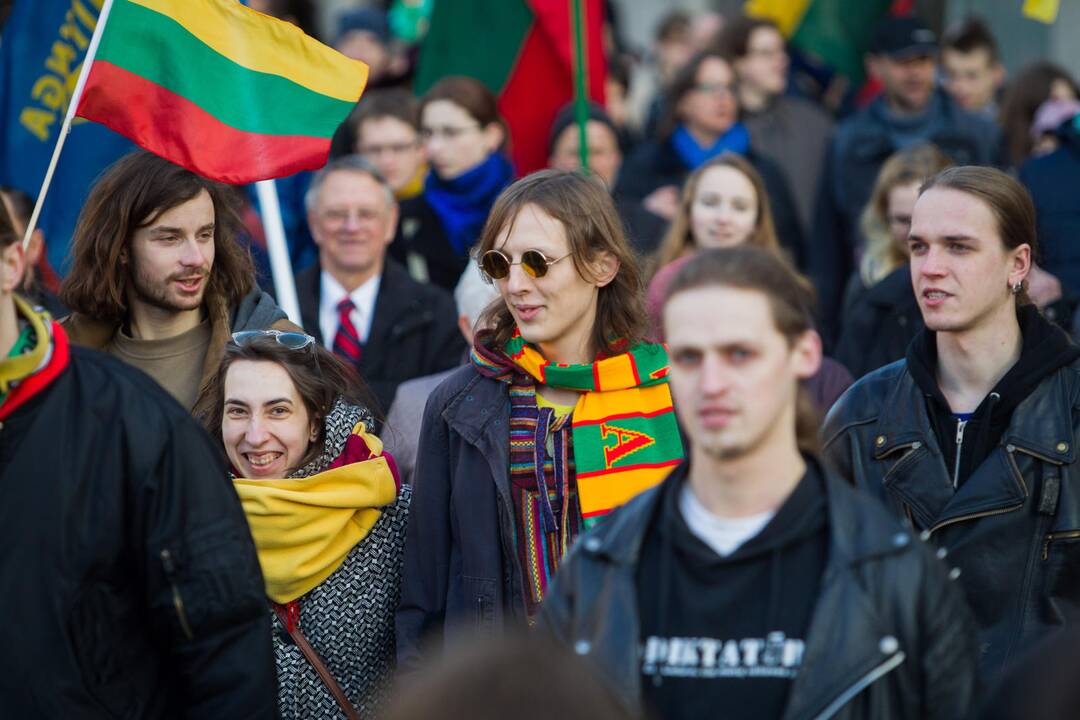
top-left (0, 0), bottom-right (133, 276)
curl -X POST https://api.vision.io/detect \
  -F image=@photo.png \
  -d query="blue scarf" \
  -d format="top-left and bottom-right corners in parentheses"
top-left (670, 123), bottom-right (751, 170)
top-left (424, 152), bottom-right (514, 256)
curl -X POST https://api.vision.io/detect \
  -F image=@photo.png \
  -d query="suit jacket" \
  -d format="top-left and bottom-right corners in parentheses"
top-left (296, 259), bottom-right (466, 416)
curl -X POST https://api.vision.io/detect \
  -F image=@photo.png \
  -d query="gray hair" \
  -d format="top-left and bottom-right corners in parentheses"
top-left (453, 260), bottom-right (500, 328)
top-left (304, 154), bottom-right (395, 213)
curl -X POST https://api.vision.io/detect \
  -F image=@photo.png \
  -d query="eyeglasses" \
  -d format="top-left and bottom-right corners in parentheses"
top-left (479, 249), bottom-right (572, 281)
top-left (692, 82), bottom-right (735, 97)
top-left (419, 124), bottom-right (480, 142)
top-left (358, 141), bottom-right (419, 157)
top-left (231, 329), bottom-right (316, 351)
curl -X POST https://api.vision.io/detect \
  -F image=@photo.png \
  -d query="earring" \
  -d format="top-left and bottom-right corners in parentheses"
top-left (1011, 280), bottom-right (1023, 296)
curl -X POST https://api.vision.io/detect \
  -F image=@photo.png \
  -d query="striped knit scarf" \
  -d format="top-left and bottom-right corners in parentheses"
top-left (472, 329), bottom-right (684, 529)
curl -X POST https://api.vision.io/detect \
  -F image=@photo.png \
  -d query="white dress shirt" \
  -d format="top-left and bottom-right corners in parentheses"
top-left (319, 270), bottom-right (381, 348)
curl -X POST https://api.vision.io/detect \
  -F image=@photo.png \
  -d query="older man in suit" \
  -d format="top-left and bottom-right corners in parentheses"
top-left (297, 156), bottom-right (464, 417)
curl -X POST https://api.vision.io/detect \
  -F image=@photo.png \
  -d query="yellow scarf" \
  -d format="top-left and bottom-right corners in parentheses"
top-left (395, 163), bottom-right (427, 201)
top-left (234, 424), bottom-right (398, 603)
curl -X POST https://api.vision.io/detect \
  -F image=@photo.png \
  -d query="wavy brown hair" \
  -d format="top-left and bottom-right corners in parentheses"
top-left (193, 333), bottom-right (378, 472)
top-left (59, 150), bottom-right (254, 323)
top-left (476, 169), bottom-right (647, 357)
top-left (664, 245), bottom-right (821, 455)
top-left (653, 152), bottom-right (779, 274)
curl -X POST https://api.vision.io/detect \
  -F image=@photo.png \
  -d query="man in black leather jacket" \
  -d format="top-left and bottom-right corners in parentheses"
top-left (824, 166), bottom-right (1080, 683)
top-left (543, 247), bottom-right (977, 720)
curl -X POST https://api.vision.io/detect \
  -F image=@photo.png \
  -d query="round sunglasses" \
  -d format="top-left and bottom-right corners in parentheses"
top-left (479, 249), bottom-right (572, 281)
top-left (231, 329), bottom-right (316, 351)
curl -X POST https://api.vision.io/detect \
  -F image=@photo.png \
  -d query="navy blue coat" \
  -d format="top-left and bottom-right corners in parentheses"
top-left (395, 365), bottom-right (526, 674)
top-left (1020, 117), bottom-right (1080, 297)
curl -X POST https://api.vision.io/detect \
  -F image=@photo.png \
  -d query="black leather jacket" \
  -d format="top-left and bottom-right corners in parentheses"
top-left (540, 460), bottom-right (977, 720)
top-left (823, 358), bottom-right (1080, 681)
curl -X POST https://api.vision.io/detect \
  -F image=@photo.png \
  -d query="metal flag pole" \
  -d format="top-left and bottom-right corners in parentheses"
top-left (21, 0), bottom-right (116, 251)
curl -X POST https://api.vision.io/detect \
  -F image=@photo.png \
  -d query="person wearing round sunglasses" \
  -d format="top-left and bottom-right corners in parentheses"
top-left (396, 170), bottom-right (685, 672)
top-left (391, 76), bottom-right (515, 291)
top-left (614, 50), bottom-right (803, 262)
top-left (194, 331), bottom-right (409, 719)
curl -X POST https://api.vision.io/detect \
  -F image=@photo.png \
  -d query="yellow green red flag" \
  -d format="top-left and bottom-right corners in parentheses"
top-left (75, 0), bottom-right (368, 183)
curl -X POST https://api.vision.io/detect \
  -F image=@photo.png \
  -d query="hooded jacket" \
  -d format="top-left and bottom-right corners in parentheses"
top-left (635, 463), bottom-right (827, 720)
top-left (540, 458), bottom-right (977, 720)
top-left (823, 307), bottom-right (1080, 681)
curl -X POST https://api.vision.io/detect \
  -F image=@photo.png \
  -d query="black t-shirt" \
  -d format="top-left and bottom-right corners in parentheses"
top-left (636, 464), bottom-right (828, 720)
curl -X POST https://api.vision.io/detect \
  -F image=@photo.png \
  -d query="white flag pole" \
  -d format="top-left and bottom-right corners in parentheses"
top-left (254, 179), bottom-right (302, 325)
top-left (21, 0), bottom-right (116, 251)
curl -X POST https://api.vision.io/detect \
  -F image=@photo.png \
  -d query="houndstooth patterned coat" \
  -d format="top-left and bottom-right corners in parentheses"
top-left (271, 401), bottom-right (410, 719)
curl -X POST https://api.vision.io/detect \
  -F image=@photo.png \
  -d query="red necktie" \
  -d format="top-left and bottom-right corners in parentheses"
top-left (332, 297), bottom-right (362, 366)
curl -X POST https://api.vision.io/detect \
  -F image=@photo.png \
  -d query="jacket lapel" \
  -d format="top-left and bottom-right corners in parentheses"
top-left (361, 263), bottom-right (410, 376)
top-left (294, 264), bottom-right (322, 344)
top-left (783, 476), bottom-right (909, 720)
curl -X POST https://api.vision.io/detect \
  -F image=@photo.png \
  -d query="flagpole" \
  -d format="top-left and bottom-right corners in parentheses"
top-left (21, 0), bottom-right (116, 252)
top-left (570, 0), bottom-right (590, 174)
top-left (254, 179), bottom-right (302, 325)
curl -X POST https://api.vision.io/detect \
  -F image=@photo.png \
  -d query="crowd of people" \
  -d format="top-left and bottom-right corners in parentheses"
top-left (4, 3), bottom-right (1080, 719)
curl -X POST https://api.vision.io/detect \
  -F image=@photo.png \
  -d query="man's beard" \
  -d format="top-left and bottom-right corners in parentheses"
top-left (130, 267), bottom-right (208, 313)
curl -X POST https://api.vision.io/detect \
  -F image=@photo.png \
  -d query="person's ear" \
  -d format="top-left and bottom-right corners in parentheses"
top-left (1009, 243), bottom-right (1032, 290)
top-left (790, 329), bottom-right (823, 381)
top-left (482, 123), bottom-right (505, 154)
top-left (589, 250), bottom-right (620, 288)
top-left (865, 55), bottom-right (881, 82)
top-left (383, 201), bottom-right (399, 245)
top-left (0, 241), bottom-right (27, 294)
top-left (309, 418), bottom-right (320, 444)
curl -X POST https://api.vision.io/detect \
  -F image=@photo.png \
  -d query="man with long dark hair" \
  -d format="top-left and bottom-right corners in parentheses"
top-left (543, 246), bottom-right (977, 720)
top-left (60, 150), bottom-right (297, 409)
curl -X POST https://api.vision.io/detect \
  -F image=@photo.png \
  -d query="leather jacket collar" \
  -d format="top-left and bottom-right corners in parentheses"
top-left (576, 458), bottom-right (920, 719)
top-left (873, 364), bottom-right (1077, 530)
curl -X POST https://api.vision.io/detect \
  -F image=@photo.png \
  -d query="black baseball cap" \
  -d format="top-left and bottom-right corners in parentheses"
top-left (870, 16), bottom-right (938, 59)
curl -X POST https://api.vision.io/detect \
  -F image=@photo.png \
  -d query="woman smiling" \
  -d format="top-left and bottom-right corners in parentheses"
top-left (196, 331), bottom-right (409, 719)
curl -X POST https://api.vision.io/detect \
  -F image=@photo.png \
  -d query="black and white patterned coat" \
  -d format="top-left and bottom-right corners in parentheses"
top-left (271, 401), bottom-right (410, 719)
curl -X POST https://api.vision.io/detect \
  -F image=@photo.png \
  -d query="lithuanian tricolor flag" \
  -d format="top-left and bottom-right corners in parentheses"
top-left (414, 0), bottom-right (605, 176)
top-left (75, 0), bottom-right (368, 184)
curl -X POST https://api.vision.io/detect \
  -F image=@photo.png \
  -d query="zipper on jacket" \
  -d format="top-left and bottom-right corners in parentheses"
top-left (952, 419), bottom-right (967, 489)
top-left (1042, 530), bottom-right (1080, 560)
top-left (811, 651), bottom-right (906, 720)
top-left (160, 549), bottom-right (194, 640)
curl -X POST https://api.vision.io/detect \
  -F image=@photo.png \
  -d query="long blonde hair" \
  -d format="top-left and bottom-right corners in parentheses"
top-left (652, 152), bottom-right (779, 274)
top-left (859, 144), bottom-right (952, 286)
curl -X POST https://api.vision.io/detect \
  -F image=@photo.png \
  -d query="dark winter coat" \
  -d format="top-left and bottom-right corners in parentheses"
top-left (296, 259), bottom-right (466, 416)
top-left (823, 352), bottom-right (1080, 681)
top-left (540, 459), bottom-right (978, 720)
top-left (1020, 115), bottom-right (1080, 297)
top-left (836, 265), bottom-right (923, 380)
top-left (395, 365), bottom-right (526, 674)
top-left (811, 90), bottom-right (1001, 340)
top-left (0, 343), bottom-right (276, 718)
top-left (613, 138), bottom-right (806, 264)
top-left (390, 194), bottom-right (468, 292)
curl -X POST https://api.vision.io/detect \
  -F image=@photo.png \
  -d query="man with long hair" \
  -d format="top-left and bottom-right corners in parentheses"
top-left (0, 164), bottom-right (275, 717)
top-left (396, 170), bottom-right (684, 670)
top-left (60, 150), bottom-right (297, 409)
top-left (543, 246), bottom-right (977, 720)
top-left (824, 166), bottom-right (1080, 683)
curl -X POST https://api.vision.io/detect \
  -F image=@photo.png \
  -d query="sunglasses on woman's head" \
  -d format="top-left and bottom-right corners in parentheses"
top-left (231, 329), bottom-right (316, 351)
top-left (479, 249), bottom-right (572, 282)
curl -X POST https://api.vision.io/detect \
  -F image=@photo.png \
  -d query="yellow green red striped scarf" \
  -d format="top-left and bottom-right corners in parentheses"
top-left (473, 329), bottom-right (684, 527)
